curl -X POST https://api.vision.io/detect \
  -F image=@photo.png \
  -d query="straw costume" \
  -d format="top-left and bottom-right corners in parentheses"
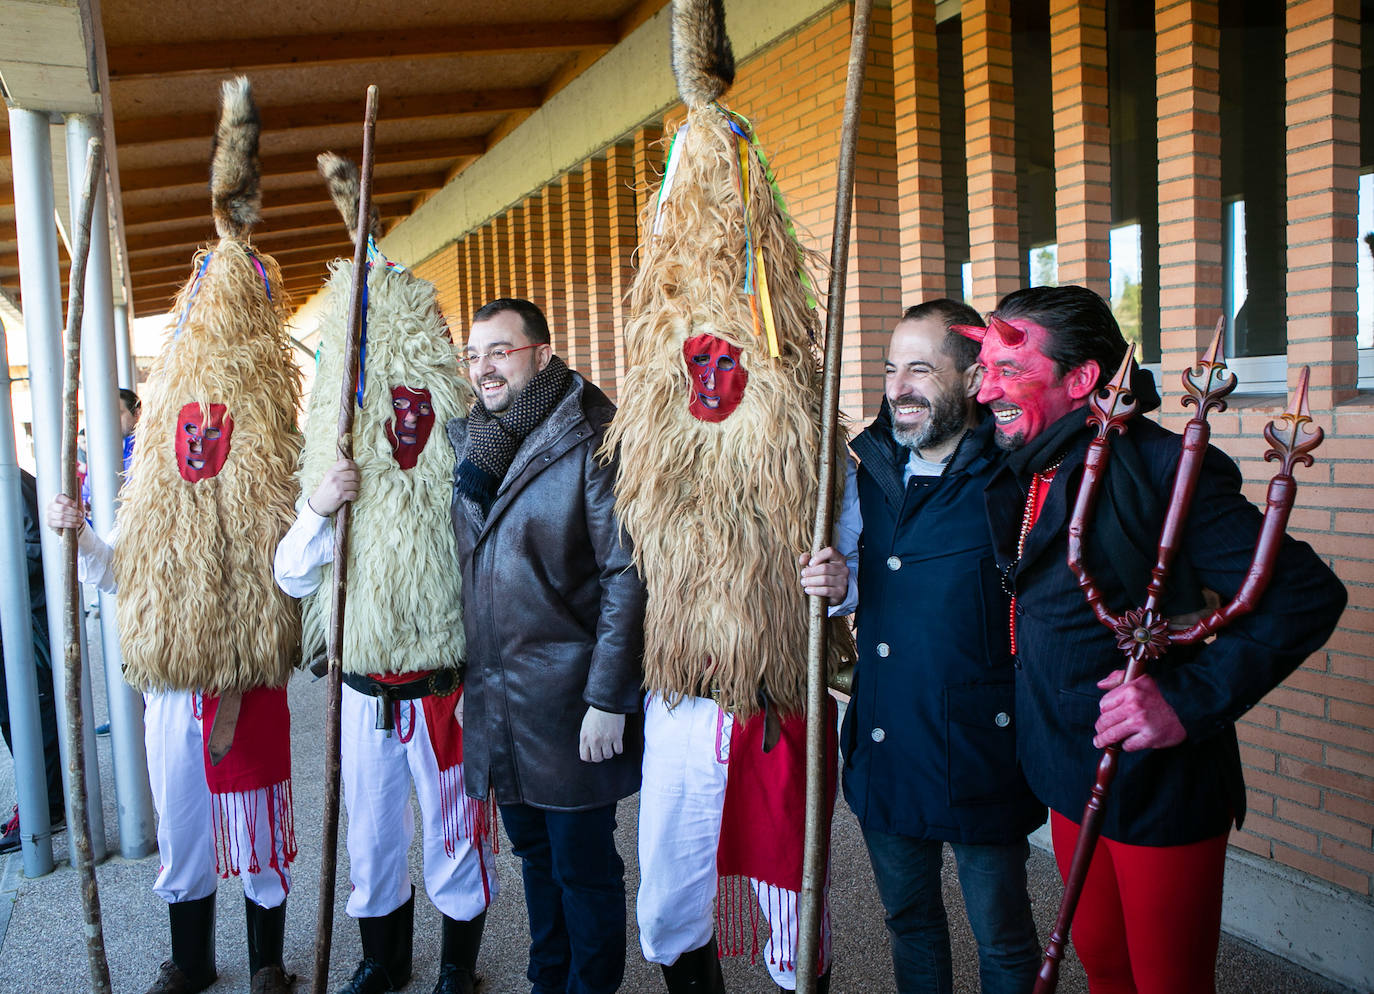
top-left (273, 154), bottom-right (492, 994)
top-left (77, 77), bottom-right (300, 994)
top-left (604, 2), bottom-right (850, 990)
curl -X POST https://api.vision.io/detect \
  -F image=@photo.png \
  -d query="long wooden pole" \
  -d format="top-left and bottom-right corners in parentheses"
top-left (795, 3), bottom-right (873, 991)
top-left (310, 85), bottom-right (379, 994)
top-left (59, 136), bottom-right (112, 994)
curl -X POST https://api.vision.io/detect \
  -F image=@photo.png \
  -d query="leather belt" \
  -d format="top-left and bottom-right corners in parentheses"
top-left (342, 668), bottom-right (461, 732)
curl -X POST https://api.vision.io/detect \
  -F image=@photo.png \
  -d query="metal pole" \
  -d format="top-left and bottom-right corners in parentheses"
top-left (8, 106), bottom-right (107, 862)
top-left (66, 114), bottom-right (155, 858)
top-left (796, 3), bottom-right (874, 991)
top-left (0, 316), bottom-right (55, 877)
top-left (112, 304), bottom-right (135, 390)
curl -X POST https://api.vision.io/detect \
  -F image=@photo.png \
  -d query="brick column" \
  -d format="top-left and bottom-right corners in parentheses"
top-left (491, 213), bottom-right (512, 298)
top-left (461, 231), bottom-right (482, 322)
top-left (1285, 0), bottom-right (1360, 405)
top-left (1155, 1), bottom-right (1223, 396)
top-left (560, 169), bottom-right (590, 371)
top-left (505, 204), bottom-right (527, 300)
top-left (963, 0), bottom-right (1021, 314)
top-left (583, 156), bottom-right (616, 393)
top-left (841, 2), bottom-right (903, 419)
top-left (633, 124), bottom-right (666, 242)
top-left (524, 193), bottom-right (548, 314)
top-left (605, 143), bottom-right (640, 392)
top-left (417, 242), bottom-right (466, 342)
top-left (1050, 0), bottom-right (1112, 296)
top-left (542, 183), bottom-right (568, 353)
top-left (476, 222), bottom-right (499, 306)
top-left (890, 0), bottom-right (947, 302)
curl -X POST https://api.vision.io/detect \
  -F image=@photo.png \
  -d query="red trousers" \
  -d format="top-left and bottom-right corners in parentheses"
top-left (1051, 810), bottom-right (1229, 994)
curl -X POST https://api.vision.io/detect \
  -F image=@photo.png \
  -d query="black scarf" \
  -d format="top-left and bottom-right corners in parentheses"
top-left (1010, 365), bottom-right (1202, 615)
top-left (456, 354), bottom-right (572, 513)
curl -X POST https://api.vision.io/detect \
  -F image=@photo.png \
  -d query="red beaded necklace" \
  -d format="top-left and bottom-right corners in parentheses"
top-left (1008, 462), bottom-right (1061, 657)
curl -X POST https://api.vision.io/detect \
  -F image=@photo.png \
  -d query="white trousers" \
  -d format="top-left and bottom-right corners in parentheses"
top-left (340, 684), bottom-right (497, 921)
top-left (145, 689), bottom-right (291, 908)
top-left (637, 694), bottom-right (824, 990)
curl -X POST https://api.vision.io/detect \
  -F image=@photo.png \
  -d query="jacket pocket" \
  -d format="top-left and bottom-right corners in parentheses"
top-left (945, 682), bottom-right (1019, 806)
top-left (1057, 687), bottom-right (1101, 732)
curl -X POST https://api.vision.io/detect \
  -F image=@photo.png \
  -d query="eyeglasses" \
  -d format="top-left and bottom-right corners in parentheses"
top-left (459, 344), bottom-right (541, 369)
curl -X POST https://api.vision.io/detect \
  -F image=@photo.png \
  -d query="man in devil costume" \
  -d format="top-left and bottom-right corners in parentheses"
top-left (49, 77), bottom-right (301, 994)
top-left (968, 285), bottom-right (1345, 994)
top-left (274, 154), bottom-right (494, 994)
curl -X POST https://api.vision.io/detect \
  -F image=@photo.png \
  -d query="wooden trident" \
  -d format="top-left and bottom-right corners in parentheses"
top-left (1035, 319), bottom-right (1326, 994)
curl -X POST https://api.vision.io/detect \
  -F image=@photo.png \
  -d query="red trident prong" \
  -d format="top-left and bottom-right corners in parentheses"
top-left (1263, 366), bottom-right (1324, 477)
top-left (1181, 317), bottom-right (1237, 418)
top-left (1085, 344), bottom-right (1138, 438)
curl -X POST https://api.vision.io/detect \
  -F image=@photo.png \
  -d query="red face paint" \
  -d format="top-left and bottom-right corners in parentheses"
top-left (384, 386), bottom-right (435, 470)
top-left (974, 316), bottom-right (1083, 451)
top-left (174, 403), bottom-right (233, 482)
top-left (683, 333), bottom-right (748, 423)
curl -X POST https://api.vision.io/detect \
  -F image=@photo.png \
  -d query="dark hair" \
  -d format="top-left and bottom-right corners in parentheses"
top-left (992, 285), bottom-right (1126, 388)
top-left (471, 297), bottom-right (551, 345)
top-left (902, 298), bottom-right (983, 371)
top-left (118, 388), bottom-right (141, 416)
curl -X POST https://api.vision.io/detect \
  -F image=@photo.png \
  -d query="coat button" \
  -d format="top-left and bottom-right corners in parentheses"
top-left (871, 727), bottom-right (886, 742)
top-left (995, 711), bottom-right (1011, 727)
top-left (876, 642), bottom-right (890, 658)
top-left (887, 556), bottom-right (901, 571)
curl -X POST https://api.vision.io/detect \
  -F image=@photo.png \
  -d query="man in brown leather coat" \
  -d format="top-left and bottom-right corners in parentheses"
top-left (448, 297), bottom-right (645, 994)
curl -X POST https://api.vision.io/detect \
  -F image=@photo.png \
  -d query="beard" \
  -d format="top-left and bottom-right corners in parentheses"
top-left (890, 387), bottom-right (968, 454)
top-left (993, 426), bottom-right (1026, 451)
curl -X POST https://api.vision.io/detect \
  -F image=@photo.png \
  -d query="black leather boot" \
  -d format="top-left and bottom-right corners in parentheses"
top-left (660, 936), bottom-right (726, 993)
top-left (777, 967), bottom-right (830, 994)
top-left (338, 889), bottom-right (415, 994)
top-left (432, 910), bottom-right (486, 994)
top-left (144, 893), bottom-right (217, 994)
top-left (245, 897), bottom-right (294, 993)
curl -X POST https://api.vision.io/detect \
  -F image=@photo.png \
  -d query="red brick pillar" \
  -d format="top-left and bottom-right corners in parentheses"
top-left (841, 2), bottom-right (903, 420)
top-left (505, 204), bottom-right (527, 300)
top-left (890, 0), bottom-right (947, 302)
top-left (605, 143), bottom-right (639, 392)
top-left (476, 223), bottom-right (498, 307)
top-left (633, 124), bottom-right (666, 243)
top-left (1051, 0), bottom-right (1112, 297)
top-left (560, 169), bottom-right (590, 371)
top-left (461, 231), bottom-right (482, 322)
top-left (1285, 0), bottom-right (1360, 405)
top-left (524, 193), bottom-right (548, 314)
top-left (418, 242), bottom-right (465, 343)
top-left (582, 156), bottom-right (616, 394)
top-left (1156, 0), bottom-right (1222, 393)
top-left (541, 184), bottom-right (567, 348)
top-left (491, 213), bottom-right (512, 299)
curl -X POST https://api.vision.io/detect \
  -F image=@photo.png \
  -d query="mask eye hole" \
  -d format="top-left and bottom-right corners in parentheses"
top-left (203, 427), bottom-right (221, 440)
top-left (716, 355), bottom-right (736, 372)
top-left (418, 403), bottom-right (432, 416)
top-left (690, 353), bottom-right (710, 366)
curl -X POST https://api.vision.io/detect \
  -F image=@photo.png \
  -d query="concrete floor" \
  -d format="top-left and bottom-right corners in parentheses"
top-left (0, 617), bottom-right (1358, 994)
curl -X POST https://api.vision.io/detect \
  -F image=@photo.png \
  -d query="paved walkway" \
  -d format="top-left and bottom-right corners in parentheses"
top-left (0, 620), bottom-right (1357, 993)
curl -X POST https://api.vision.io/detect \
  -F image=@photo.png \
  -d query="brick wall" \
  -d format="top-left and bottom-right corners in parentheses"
top-left (407, 0), bottom-right (1372, 897)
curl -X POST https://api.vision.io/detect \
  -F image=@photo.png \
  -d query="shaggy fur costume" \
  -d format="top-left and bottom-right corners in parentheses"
top-left (297, 158), bottom-right (470, 676)
top-left (602, 2), bottom-right (851, 721)
top-left (116, 79), bottom-right (300, 693)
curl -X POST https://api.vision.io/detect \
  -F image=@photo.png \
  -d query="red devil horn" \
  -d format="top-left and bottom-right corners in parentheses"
top-left (988, 315), bottom-right (1027, 348)
top-left (951, 323), bottom-right (987, 344)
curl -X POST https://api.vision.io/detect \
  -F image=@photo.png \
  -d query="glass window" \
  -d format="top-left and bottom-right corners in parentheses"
top-left (1359, 172), bottom-right (1373, 350)
top-left (1111, 223), bottom-right (1144, 354)
top-left (1029, 245), bottom-right (1058, 288)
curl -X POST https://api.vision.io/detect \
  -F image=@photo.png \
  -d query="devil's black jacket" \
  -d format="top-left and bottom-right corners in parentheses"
top-left (985, 409), bottom-right (1346, 846)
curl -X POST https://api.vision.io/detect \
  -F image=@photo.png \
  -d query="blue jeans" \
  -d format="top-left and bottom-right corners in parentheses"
top-left (500, 802), bottom-right (626, 994)
top-left (861, 828), bottom-right (1040, 994)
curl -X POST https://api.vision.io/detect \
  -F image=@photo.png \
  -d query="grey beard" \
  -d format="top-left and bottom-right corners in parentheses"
top-left (890, 392), bottom-right (967, 455)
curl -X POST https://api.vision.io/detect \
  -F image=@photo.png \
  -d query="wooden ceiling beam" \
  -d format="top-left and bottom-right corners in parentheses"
top-left (128, 236), bottom-right (349, 280)
top-left (123, 174), bottom-right (444, 228)
top-left (118, 139), bottom-right (483, 193)
top-left (115, 89), bottom-right (541, 147)
top-left (106, 21), bottom-right (620, 80)
top-left (122, 202), bottom-right (408, 253)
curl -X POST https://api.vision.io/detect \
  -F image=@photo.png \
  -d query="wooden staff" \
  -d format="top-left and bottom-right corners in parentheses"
top-left (311, 84), bottom-right (379, 994)
top-left (795, 3), bottom-right (873, 991)
top-left (58, 136), bottom-right (112, 994)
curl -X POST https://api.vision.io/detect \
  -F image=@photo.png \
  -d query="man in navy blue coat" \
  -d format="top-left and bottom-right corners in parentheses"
top-left (973, 285), bottom-right (1346, 993)
top-left (803, 299), bottom-right (1044, 994)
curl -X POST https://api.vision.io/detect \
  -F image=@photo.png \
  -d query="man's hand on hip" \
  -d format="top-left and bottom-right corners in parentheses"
top-left (1093, 670), bottom-right (1186, 751)
top-left (798, 546), bottom-right (848, 605)
top-left (579, 706), bottom-right (625, 763)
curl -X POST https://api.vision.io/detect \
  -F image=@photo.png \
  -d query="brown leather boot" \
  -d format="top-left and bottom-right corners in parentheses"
top-left (144, 894), bottom-right (217, 994)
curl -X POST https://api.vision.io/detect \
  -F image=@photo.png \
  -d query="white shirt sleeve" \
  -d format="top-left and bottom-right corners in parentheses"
top-left (828, 455), bottom-right (861, 618)
top-left (76, 525), bottom-right (117, 594)
top-left (273, 502), bottom-right (335, 599)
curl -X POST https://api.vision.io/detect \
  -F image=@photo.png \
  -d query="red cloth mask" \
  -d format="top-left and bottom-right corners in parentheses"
top-left (385, 386), bottom-right (434, 470)
top-left (973, 316), bottom-right (1082, 451)
top-left (683, 333), bottom-right (748, 423)
top-left (174, 403), bottom-right (233, 482)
